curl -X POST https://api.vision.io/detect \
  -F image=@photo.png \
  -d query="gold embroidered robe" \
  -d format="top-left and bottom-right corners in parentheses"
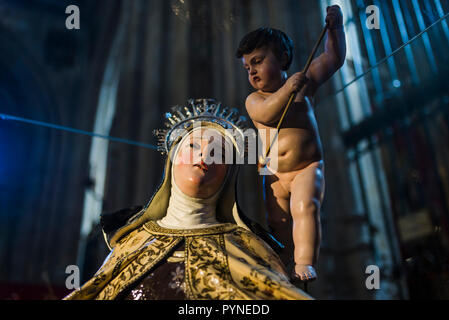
top-left (64, 221), bottom-right (312, 300)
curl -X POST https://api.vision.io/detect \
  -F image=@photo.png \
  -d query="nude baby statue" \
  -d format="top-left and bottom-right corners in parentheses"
top-left (236, 5), bottom-right (346, 283)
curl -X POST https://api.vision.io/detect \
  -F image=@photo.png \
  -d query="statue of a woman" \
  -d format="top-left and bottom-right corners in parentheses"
top-left (64, 99), bottom-right (312, 300)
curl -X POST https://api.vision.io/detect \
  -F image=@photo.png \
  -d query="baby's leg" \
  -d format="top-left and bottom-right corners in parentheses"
top-left (290, 161), bottom-right (325, 269)
top-left (265, 174), bottom-right (294, 269)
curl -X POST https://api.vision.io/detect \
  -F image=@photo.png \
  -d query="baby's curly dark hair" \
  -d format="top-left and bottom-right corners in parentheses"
top-left (235, 27), bottom-right (294, 71)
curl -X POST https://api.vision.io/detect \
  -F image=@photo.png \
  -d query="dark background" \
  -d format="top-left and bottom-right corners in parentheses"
top-left (1, 0), bottom-right (449, 300)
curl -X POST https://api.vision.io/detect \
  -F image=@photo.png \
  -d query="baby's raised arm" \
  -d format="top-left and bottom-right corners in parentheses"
top-left (246, 72), bottom-right (308, 125)
top-left (305, 5), bottom-right (346, 96)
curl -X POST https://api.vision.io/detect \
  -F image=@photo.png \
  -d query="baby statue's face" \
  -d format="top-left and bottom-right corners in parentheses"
top-left (241, 46), bottom-right (286, 92)
top-left (173, 129), bottom-right (229, 199)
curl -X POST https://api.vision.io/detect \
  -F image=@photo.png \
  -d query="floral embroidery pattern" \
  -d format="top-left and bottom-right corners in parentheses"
top-left (185, 235), bottom-right (248, 300)
top-left (96, 235), bottom-right (181, 300)
top-left (65, 223), bottom-right (311, 300)
top-left (64, 227), bottom-right (181, 300)
top-left (169, 266), bottom-right (186, 294)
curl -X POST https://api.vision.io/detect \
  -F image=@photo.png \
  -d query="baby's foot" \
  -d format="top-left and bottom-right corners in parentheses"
top-left (291, 264), bottom-right (317, 283)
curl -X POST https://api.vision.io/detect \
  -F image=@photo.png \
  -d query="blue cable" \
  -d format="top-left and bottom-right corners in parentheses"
top-left (0, 112), bottom-right (158, 150)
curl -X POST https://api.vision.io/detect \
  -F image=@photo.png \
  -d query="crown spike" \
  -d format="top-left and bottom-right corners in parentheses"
top-left (213, 103), bottom-right (222, 116)
top-left (226, 108), bottom-right (239, 120)
top-left (165, 112), bottom-right (177, 125)
top-left (235, 116), bottom-right (247, 126)
top-left (183, 106), bottom-right (192, 117)
top-left (219, 107), bottom-right (229, 118)
top-left (171, 105), bottom-right (185, 120)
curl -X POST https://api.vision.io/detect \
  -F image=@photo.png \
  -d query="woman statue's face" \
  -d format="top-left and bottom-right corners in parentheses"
top-left (173, 129), bottom-right (229, 198)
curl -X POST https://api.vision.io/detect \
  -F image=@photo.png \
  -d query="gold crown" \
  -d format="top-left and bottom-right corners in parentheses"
top-left (153, 98), bottom-right (250, 155)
